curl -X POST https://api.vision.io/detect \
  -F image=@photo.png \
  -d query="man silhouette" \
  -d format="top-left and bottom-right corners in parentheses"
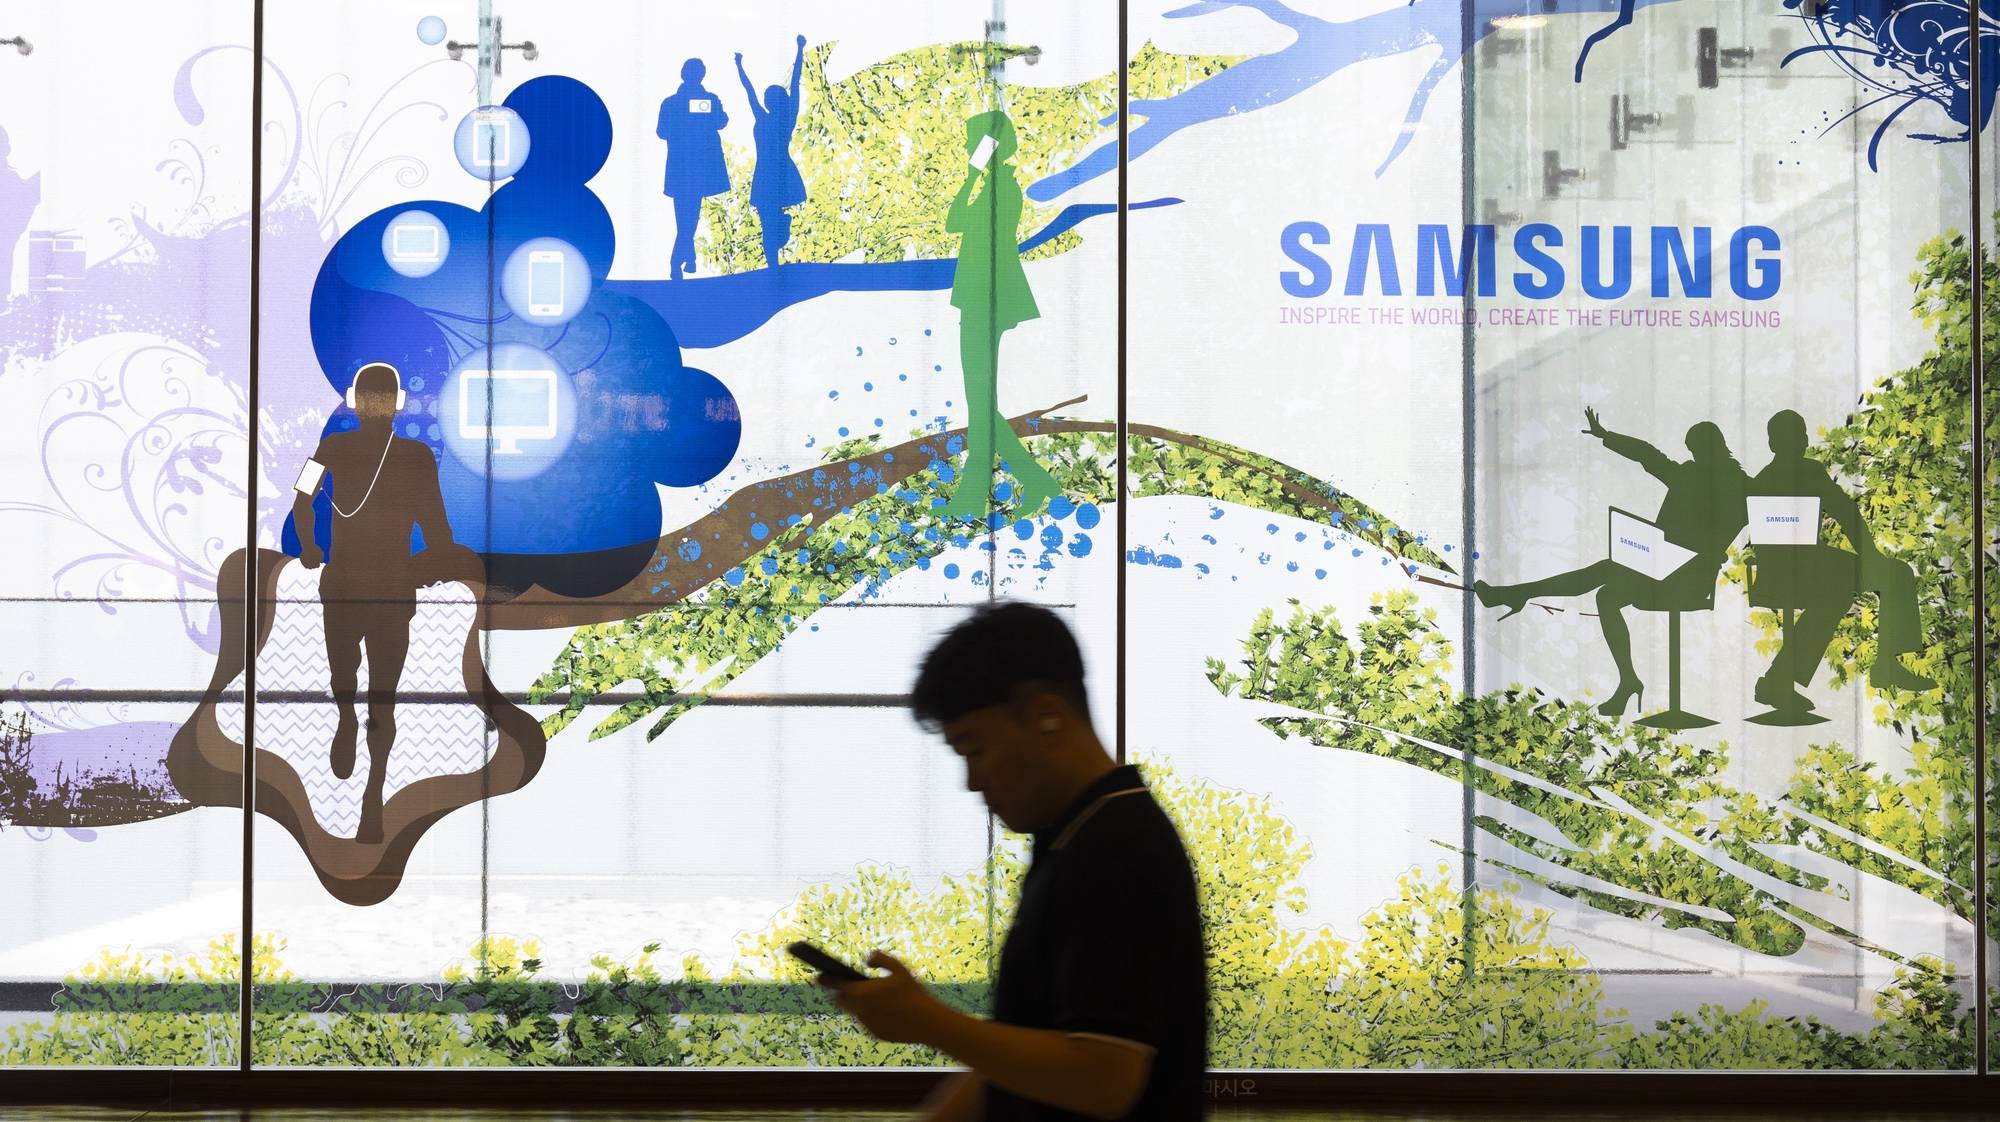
top-left (293, 363), bottom-right (477, 844)
top-left (827, 604), bottom-right (1207, 1121)
top-left (1747, 410), bottom-right (1933, 714)
top-left (656, 58), bottom-right (730, 280)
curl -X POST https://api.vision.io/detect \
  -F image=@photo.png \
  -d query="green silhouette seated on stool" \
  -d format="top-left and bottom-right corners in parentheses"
top-left (1475, 409), bottom-right (1747, 718)
top-left (1745, 410), bottom-right (1933, 722)
top-left (937, 110), bottom-right (1063, 521)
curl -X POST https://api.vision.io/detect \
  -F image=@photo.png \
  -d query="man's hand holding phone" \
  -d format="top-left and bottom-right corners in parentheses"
top-left (830, 951), bottom-right (947, 1045)
top-left (787, 941), bottom-right (867, 985)
top-left (790, 942), bottom-right (946, 1046)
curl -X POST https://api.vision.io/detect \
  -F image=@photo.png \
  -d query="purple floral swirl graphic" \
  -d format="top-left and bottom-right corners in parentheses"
top-left (11, 672), bottom-right (133, 733)
top-left (0, 52), bottom-right (466, 822)
top-left (291, 64), bottom-right (463, 239)
top-left (172, 45), bottom-right (461, 247)
top-left (0, 51), bottom-right (467, 612)
top-left (0, 339), bottom-right (245, 651)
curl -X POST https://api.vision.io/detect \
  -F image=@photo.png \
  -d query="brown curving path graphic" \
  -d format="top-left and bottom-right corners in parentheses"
top-left (167, 547), bottom-right (546, 906)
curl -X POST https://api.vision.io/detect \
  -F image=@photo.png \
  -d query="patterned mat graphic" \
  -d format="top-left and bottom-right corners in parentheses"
top-left (215, 565), bottom-right (491, 838)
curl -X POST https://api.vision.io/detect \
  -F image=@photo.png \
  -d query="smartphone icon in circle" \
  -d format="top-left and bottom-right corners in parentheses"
top-left (528, 250), bottom-right (565, 317)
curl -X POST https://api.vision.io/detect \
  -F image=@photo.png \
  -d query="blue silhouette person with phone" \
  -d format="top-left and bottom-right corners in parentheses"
top-left (657, 59), bottom-right (730, 281)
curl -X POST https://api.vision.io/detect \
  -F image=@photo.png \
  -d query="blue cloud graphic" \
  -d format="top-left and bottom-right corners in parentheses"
top-left (290, 75), bottom-right (740, 595)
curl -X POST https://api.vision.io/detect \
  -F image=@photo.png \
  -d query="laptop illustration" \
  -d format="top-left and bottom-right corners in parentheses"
top-left (1608, 507), bottom-right (1697, 580)
top-left (1745, 495), bottom-right (1820, 546)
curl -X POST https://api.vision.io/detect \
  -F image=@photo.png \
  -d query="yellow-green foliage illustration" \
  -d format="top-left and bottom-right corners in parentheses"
top-left (1, 764), bottom-right (1971, 1068)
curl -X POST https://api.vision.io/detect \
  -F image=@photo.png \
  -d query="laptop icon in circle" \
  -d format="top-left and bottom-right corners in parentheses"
top-left (390, 224), bottom-right (441, 264)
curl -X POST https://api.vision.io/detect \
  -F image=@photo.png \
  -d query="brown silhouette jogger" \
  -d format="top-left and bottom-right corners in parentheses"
top-left (293, 361), bottom-right (480, 844)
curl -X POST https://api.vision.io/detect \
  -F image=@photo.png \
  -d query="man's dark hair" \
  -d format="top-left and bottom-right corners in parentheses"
top-left (911, 602), bottom-right (1090, 729)
top-left (354, 362), bottom-right (400, 398)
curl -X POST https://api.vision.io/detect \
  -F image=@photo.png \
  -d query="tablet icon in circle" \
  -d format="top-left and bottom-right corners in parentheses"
top-left (454, 105), bottom-right (530, 181)
top-left (471, 113), bottom-right (509, 168)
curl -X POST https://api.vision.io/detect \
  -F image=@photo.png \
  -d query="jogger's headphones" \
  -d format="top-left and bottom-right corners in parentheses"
top-left (329, 362), bottom-right (404, 519)
top-left (345, 363), bottom-right (407, 411)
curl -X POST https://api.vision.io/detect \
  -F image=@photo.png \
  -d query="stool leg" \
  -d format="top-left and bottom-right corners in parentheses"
top-left (1668, 611), bottom-right (1681, 714)
top-left (1781, 607), bottom-right (1794, 683)
top-left (1638, 611), bottom-right (1717, 730)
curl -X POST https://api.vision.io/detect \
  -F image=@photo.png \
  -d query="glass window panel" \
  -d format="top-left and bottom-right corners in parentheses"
top-left (1979, 0), bottom-right (2000, 1077)
top-left (1472, 0), bottom-right (1974, 1070)
top-left (245, 0), bottom-right (1117, 1067)
top-left (1132, 0), bottom-right (1980, 1071)
top-left (249, 0), bottom-right (517, 1063)
top-left (8, 0), bottom-right (1997, 1080)
top-left (1126, 0), bottom-right (1475, 1073)
top-left (1, 0), bottom-right (251, 1068)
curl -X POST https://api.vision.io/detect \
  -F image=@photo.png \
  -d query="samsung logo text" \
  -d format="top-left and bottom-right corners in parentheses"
top-left (1279, 223), bottom-right (1782, 301)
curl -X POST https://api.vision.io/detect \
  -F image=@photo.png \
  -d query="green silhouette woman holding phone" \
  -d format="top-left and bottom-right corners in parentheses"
top-left (938, 110), bottom-right (1063, 521)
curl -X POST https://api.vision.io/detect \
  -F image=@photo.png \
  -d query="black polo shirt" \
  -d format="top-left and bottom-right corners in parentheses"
top-left (987, 764), bottom-right (1207, 1121)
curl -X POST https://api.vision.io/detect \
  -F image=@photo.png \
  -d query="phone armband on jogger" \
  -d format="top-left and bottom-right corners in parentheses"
top-left (294, 459), bottom-right (326, 496)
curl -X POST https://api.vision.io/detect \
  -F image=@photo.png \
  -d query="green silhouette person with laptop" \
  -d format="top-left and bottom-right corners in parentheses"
top-left (1742, 410), bottom-right (1933, 723)
top-left (1476, 408), bottom-right (1747, 718)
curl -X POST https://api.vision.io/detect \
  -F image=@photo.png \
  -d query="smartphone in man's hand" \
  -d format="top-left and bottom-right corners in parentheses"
top-left (787, 941), bottom-right (869, 985)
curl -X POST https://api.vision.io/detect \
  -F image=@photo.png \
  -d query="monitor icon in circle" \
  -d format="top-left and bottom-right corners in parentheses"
top-left (390, 223), bottom-right (441, 264)
top-left (460, 365), bottom-right (559, 455)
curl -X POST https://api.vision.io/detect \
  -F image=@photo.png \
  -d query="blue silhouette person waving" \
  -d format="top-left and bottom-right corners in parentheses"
top-left (657, 58), bottom-right (730, 280)
top-left (736, 35), bottom-right (809, 269)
